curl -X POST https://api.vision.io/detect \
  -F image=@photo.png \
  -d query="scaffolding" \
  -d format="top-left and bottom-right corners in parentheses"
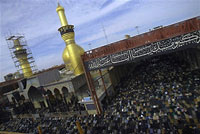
top-left (5, 34), bottom-right (38, 77)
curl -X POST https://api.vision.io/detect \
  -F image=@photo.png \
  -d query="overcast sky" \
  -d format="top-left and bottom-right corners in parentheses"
top-left (0, 0), bottom-right (199, 82)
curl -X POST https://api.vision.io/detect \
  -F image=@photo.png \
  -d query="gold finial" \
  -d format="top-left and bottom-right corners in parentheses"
top-left (57, 0), bottom-right (60, 7)
top-left (57, 0), bottom-right (60, 5)
top-left (56, 2), bottom-right (68, 26)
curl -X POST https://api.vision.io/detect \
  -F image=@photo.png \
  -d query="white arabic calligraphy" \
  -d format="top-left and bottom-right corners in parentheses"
top-left (87, 30), bottom-right (200, 70)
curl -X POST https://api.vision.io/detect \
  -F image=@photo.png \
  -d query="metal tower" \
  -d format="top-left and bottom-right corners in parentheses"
top-left (6, 34), bottom-right (38, 78)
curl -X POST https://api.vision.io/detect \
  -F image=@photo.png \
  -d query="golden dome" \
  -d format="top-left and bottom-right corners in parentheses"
top-left (62, 42), bottom-right (85, 76)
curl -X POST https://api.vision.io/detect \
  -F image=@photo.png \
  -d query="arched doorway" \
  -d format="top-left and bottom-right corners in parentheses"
top-left (28, 86), bottom-right (44, 109)
top-left (62, 87), bottom-right (69, 95)
top-left (54, 88), bottom-right (62, 100)
top-left (47, 90), bottom-right (55, 102)
top-left (54, 88), bottom-right (65, 112)
top-left (62, 86), bottom-right (69, 100)
top-left (45, 90), bottom-right (55, 112)
top-left (61, 87), bottom-right (69, 108)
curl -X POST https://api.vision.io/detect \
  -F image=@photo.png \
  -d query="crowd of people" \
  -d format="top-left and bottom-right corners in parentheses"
top-left (0, 117), bottom-right (80, 134)
top-left (40, 94), bottom-right (85, 114)
top-left (77, 55), bottom-right (200, 134)
top-left (10, 93), bottom-right (85, 115)
top-left (0, 54), bottom-right (200, 134)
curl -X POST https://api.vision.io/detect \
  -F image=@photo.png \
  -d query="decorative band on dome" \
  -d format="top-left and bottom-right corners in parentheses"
top-left (58, 25), bottom-right (74, 35)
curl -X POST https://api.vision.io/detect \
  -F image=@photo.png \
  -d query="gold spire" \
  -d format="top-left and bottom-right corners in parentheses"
top-left (56, 2), bottom-right (68, 26)
top-left (56, 3), bottom-right (85, 76)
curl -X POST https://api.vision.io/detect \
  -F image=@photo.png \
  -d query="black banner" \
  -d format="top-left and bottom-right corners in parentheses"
top-left (85, 30), bottom-right (200, 71)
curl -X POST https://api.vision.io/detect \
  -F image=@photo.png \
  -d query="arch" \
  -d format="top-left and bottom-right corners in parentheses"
top-left (47, 90), bottom-right (53, 95)
top-left (54, 88), bottom-right (62, 100)
top-left (54, 88), bottom-right (60, 95)
top-left (28, 86), bottom-right (43, 102)
top-left (62, 86), bottom-right (69, 96)
top-left (46, 89), bottom-right (55, 101)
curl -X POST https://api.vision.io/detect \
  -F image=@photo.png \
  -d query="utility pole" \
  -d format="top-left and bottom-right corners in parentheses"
top-left (88, 43), bottom-right (92, 50)
top-left (101, 23), bottom-right (109, 44)
top-left (135, 26), bottom-right (140, 35)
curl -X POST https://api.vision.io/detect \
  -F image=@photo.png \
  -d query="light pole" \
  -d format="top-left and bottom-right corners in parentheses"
top-left (88, 43), bottom-right (92, 50)
top-left (135, 26), bottom-right (140, 35)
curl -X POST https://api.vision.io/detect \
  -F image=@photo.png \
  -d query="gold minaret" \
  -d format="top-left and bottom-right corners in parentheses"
top-left (56, 3), bottom-right (84, 76)
top-left (6, 36), bottom-right (33, 78)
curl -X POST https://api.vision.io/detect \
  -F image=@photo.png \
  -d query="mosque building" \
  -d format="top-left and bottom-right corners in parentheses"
top-left (0, 3), bottom-right (115, 116)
